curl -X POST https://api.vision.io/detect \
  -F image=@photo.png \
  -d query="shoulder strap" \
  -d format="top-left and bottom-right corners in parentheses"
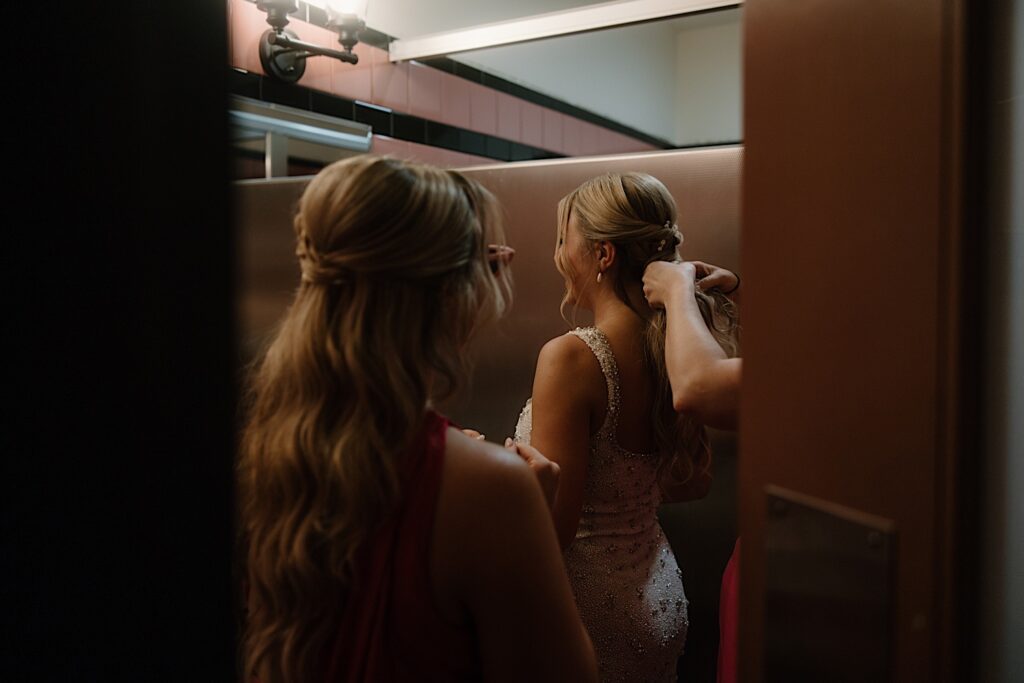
top-left (567, 326), bottom-right (621, 435)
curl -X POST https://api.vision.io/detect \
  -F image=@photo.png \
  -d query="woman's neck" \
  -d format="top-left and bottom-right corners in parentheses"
top-left (591, 281), bottom-right (649, 333)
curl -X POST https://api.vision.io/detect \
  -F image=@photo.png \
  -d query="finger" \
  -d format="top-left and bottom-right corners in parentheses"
top-left (697, 273), bottom-right (731, 290)
top-left (504, 437), bottom-right (514, 449)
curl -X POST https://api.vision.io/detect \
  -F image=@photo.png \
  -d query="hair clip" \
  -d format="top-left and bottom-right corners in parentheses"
top-left (487, 244), bottom-right (515, 274)
top-left (658, 239), bottom-right (667, 251)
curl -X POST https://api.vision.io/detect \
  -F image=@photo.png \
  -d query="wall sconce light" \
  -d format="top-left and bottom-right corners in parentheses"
top-left (256, 0), bottom-right (368, 83)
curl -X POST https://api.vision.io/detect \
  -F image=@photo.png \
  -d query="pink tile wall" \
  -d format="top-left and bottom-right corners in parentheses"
top-left (329, 43), bottom-right (375, 102)
top-left (542, 109), bottom-right (563, 154)
top-left (579, 121), bottom-right (601, 156)
top-left (439, 76), bottom-right (471, 129)
top-left (372, 60), bottom-right (409, 111)
top-left (370, 135), bottom-right (408, 158)
top-left (288, 20), bottom-right (336, 93)
top-left (371, 136), bottom-right (493, 168)
top-left (561, 117), bottom-right (582, 157)
top-left (229, 0), bottom-right (268, 76)
top-left (227, 1), bottom-right (657, 158)
top-left (407, 61), bottom-right (443, 120)
top-left (495, 93), bottom-right (521, 142)
top-left (467, 83), bottom-right (497, 137)
top-left (519, 102), bottom-right (545, 148)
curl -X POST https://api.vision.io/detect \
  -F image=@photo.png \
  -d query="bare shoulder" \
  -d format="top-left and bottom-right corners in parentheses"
top-left (537, 332), bottom-right (596, 374)
top-left (432, 428), bottom-right (551, 621)
top-left (534, 332), bottom-right (605, 407)
top-left (436, 428), bottom-right (551, 584)
top-left (446, 427), bottom-right (526, 474)
top-left (443, 428), bottom-right (536, 504)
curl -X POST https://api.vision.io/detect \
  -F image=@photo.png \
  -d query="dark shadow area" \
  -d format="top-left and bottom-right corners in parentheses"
top-left (4, 3), bottom-right (236, 681)
top-left (661, 431), bottom-right (738, 682)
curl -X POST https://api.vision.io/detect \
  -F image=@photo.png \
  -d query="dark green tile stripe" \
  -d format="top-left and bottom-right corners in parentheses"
top-left (228, 68), bottom-right (564, 162)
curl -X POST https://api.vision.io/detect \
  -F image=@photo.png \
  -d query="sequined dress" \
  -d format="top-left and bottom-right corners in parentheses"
top-left (514, 326), bottom-right (688, 682)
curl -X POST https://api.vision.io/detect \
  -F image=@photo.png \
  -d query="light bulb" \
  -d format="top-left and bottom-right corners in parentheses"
top-left (327, 0), bottom-right (367, 17)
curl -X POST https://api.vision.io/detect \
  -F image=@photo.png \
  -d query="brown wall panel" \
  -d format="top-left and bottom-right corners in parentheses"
top-left (740, 0), bottom-right (966, 681)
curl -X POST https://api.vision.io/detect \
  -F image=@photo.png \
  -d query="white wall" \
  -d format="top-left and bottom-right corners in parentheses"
top-left (457, 21), bottom-right (679, 144)
top-left (980, 0), bottom-right (1024, 680)
top-left (674, 8), bottom-right (743, 145)
top-left (362, 1), bottom-right (744, 147)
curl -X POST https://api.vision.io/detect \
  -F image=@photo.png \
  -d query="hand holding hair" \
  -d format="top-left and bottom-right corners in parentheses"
top-left (642, 261), bottom-right (697, 309)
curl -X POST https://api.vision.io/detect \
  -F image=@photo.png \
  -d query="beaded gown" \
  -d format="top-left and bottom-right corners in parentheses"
top-left (514, 327), bottom-right (688, 683)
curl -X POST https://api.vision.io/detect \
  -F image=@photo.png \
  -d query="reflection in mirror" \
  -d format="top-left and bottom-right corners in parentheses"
top-left (451, 8), bottom-right (743, 147)
top-left (229, 3), bottom-right (744, 681)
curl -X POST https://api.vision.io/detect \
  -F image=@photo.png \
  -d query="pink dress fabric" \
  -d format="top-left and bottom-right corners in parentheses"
top-left (323, 411), bottom-right (481, 682)
top-left (717, 537), bottom-right (740, 683)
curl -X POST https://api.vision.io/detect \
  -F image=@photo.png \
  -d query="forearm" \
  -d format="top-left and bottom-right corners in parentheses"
top-left (663, 290), bottom-right (740, 428)
top-left (663, 289), bottom-right (728, 397)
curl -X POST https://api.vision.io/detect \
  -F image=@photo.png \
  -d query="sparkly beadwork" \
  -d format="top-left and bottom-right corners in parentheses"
top-left (513, 326), bottom-right (689, 682)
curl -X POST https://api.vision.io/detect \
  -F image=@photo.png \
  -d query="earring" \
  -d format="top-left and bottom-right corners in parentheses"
top-left (596, 271), bottom-right (603, 284)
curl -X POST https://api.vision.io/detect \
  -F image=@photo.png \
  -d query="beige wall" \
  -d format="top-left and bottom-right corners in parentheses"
top-left (674, 9), bottom-right (743, 146)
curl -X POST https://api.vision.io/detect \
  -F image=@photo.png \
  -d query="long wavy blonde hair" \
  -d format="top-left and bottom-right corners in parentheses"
top-left (555, 172), bottom-right (739, 485)
top-left (237, 156), bottom-right (511, 683)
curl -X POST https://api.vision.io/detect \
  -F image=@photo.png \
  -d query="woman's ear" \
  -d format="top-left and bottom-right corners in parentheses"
top-left (595, 241), bottom-right (616, 271)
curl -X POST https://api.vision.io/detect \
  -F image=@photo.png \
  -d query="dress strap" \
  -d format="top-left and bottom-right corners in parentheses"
top-left (567, 326), bottom-right (621, 436)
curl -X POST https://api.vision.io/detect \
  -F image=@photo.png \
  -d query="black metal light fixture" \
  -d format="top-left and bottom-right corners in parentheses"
top-left (256, 0), bottom-right (367, 83)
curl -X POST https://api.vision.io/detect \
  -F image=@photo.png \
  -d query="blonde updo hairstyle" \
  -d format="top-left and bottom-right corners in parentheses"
top-left (555, 172), bottom-right (738, 485)
top-left (238, 156), bottom-right (511, 683)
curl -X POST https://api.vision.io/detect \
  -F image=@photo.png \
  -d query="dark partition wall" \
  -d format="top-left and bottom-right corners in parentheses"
top-left (739, 0), bottom-right (979, 681)
top-left (6, 2), bottom-right (236, 680)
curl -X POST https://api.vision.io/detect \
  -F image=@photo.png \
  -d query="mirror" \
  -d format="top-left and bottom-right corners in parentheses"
top-left (230, 4), bottom-right (744, 681)
top-left (449, 7), bottom-right (743, 148)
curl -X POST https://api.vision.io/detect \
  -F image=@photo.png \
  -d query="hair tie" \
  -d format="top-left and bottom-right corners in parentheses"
top-left (297, 231), bottom-right (350, 286)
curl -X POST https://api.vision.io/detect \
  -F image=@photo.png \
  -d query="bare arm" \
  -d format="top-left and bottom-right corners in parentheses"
top-left (528, 335), bottom-right (601, 549)
top-left (437, 431), bottom-right (597, 682)
top-left (643, 261), bottom-right (742, 429)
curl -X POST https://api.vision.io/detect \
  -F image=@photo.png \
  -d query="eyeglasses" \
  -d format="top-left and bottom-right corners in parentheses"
top-left (487, 244), bottom-right (515, 274)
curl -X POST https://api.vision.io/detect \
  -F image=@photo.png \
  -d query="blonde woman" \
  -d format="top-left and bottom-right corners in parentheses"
top-left (238, 156), bottom-right (597, 683)
top-left (513, 173), bottom-right (739, 682)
